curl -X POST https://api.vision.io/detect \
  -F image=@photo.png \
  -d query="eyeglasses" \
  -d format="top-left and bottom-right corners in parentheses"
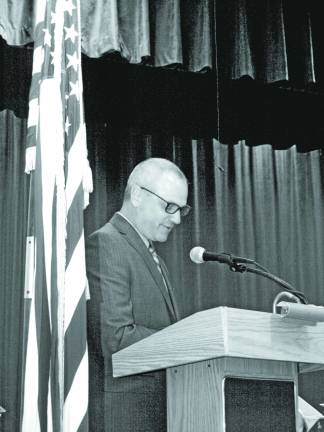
top-left (140, 186), bottom-right (191, 217)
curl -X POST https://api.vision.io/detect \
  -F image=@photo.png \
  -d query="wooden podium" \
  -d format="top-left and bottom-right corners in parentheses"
top-left (112, 307), bottom-right (324, 432)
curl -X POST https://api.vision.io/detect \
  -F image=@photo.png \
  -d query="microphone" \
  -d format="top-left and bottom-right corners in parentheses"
top-left (190, 246), bottom-right (255, 266)
top-left (190, 247), bottom-right (309, 305)
top-left (190, 247), bottom-right (232, 265)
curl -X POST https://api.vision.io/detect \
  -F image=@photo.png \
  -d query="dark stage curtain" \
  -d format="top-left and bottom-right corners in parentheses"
top-left (0, 110), bottom-right (29, 432)
top-left (79, 0), bottom-right (324, 88)
top-left (2, 19), bottom-right (324, 152)
top-left (84, 123), bottom-right (324, 414)
top-left (2, 0), bottom-right (324, 88)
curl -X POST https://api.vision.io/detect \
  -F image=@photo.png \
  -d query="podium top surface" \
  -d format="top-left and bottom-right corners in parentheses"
top-left (112, 306), bottom-right (324, 377)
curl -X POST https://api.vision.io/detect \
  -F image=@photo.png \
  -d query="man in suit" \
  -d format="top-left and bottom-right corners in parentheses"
top-left (86, 158), bottom-right (190, 432)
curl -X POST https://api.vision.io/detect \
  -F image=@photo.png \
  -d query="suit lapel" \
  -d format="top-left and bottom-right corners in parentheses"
top-left (110, 213), bottom-right (177, 321)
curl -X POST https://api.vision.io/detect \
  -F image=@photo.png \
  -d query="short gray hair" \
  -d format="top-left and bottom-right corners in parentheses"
top-left (123, 158), bottom-right (187, 202)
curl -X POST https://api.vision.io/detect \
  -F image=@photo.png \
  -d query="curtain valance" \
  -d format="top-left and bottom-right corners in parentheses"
top-left (81, 0), bottom-right (322, 87)
top-left (1, 0), bottom-right (323, 88)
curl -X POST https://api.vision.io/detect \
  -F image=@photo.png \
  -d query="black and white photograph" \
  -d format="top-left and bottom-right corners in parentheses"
top-left (1, 1), bottom-right (324, 431)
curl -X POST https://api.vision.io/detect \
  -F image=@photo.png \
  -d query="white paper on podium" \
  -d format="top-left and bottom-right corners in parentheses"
top-left (298, 396), bottom-right (324, 432)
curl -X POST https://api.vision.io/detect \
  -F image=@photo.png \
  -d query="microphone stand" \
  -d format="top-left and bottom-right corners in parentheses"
top-left (226, 261), bottom-right (322, 376)
top-left (228, 261), bottom-right (308, 305)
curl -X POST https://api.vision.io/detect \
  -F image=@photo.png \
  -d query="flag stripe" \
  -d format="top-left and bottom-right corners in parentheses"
top-left (76, 411), bottom-right (89, 432)
top-left (21, 298), bottom-right (41, 432)
top-left (32, 46), bottom-right (45, 75)
top-left (35, 253), bottom-right (51, 431)
top-left (64, 235), bottom-right (87, 331)
top-left (49, 184), bottom-right (62, 432)
top-left (63, 350), bottom-right (89, 431)
top-left (27, 98), bottom-right (40, 129)
top-left (65, 127), bottom-right (87, 210)
top-left (64, 293), bottom-right (88, 397)
top-left (66, 184), bottom-right (84, 266)
top-left (33, 143), bottom-right (52, 430)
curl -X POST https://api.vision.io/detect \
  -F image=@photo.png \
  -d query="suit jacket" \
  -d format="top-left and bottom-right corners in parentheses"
top-left (86, 213), bottom-right (180, 431)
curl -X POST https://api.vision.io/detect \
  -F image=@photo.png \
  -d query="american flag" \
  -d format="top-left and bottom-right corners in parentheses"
top-left (22, 0), bottom-right (92, 430)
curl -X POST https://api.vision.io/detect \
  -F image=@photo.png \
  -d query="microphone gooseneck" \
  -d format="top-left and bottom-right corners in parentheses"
top-left (189, 246), bottom-right (254, 267)
top-left (189, 245), bottom-right (308, 304)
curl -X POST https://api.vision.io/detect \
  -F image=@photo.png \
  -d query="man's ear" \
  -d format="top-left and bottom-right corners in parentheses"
top-left (130, 184), bottom-right (142, 207)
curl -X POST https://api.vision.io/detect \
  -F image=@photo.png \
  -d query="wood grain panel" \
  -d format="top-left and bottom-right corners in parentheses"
top-left (225, 307), bottom-right (324, 364)
top-left (167, 359), bottom-right (225, 432)
top-left (113, 307), bottom-right (226, 376)
top-left (222, 357), bottom-right (298, 380)
top-left (167, 357), bottom-right (298, 432)
top-left (113, 307), bottom-right (324, 377)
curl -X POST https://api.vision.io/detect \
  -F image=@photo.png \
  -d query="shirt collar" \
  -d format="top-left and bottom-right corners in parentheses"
top-left (117, 211), bottom-right (150, 248)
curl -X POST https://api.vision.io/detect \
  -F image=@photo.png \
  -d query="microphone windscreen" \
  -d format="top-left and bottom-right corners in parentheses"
top-left (190, 246), bottom-right (205, 264)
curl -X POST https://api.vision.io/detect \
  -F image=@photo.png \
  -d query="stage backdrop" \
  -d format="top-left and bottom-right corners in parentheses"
top-left (1, 114), bottom-right (324, 430)
top-left (83, 121), bottom-right (324, 423)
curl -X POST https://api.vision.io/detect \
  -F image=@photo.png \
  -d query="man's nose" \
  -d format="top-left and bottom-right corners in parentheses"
top-left (170, 210), bottom-right (181, 225)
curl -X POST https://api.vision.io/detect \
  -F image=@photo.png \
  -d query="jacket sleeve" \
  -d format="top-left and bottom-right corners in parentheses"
top-left (86, 229), bottom-right (157, 358)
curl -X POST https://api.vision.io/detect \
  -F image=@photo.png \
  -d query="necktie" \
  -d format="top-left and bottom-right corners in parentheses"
top-left (148, 243), bottom-right (161, 270)
top-left (148, 243), bottom-right (169, 293)
top-left (148, 243), bottom-right (178, 320)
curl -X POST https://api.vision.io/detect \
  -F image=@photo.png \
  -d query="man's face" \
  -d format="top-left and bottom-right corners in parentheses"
top-left (137, 172), bottom-right (188, 242)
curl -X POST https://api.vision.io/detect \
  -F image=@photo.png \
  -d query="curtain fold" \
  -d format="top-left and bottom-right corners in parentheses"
top-left (151, 0), bottom-right (182, 67)
top-left (181, 0), bottom-right (213, 72)
top-left (118, 0), bottom-right (151, 64)
top-left (0, 0), bottom-right (34, 46)
top-left (283, 0), bottom-right (316, 86)
top-left (217, 0), bottom-right (255, 80)
top-left (77, 0), bottom-right (320, 86)
top-left (0, 110), bottom-right (29, 432)
top-left (80, 0), bottom-right (120, 59)
top-left (263, 0), bottom-right (288, 82)
top-left (2, 0), bottom-right (323, 87)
